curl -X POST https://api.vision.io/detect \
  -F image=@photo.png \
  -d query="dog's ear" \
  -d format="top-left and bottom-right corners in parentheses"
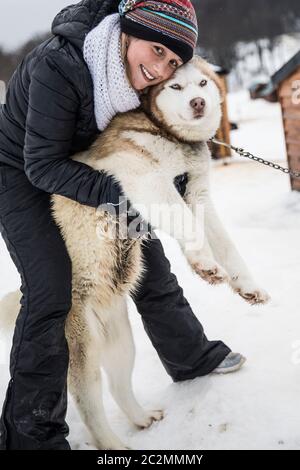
top-left (191, 55), bottom-right (226, 104)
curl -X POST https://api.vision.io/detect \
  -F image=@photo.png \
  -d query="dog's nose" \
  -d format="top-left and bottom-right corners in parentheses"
top-left (190, 97), bottom-right (206, 113)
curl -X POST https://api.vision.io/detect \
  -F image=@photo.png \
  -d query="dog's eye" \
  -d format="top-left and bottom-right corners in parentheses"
top-left (170, 84), bottom-right (182, 90)
top-left (200, 79), bottom-right (208, 87)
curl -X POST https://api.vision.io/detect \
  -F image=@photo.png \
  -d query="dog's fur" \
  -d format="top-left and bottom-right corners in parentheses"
top-left (0, 56), bottom-right (270, 449)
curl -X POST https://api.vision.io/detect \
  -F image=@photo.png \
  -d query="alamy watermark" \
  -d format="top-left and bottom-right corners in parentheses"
top-left (291, 340), bottom-right (300, 365)
top-left (0, 338), bottom-right (9, 367)
top-left (95, 197), bottom-right (205, 252)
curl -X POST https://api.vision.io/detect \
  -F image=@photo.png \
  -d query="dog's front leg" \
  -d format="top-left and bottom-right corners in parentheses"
top-left (183, 172), bottom-right (229, 284)
top-left (204, 198), bottom-right (270, 304)
top-left (128, 176), bottom-right (228, 284)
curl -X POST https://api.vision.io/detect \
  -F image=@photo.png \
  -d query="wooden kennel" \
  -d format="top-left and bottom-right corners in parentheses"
top-left (251, 50), bottom-right (300, 191)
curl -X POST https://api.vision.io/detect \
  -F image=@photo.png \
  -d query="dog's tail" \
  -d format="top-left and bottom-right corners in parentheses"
top-left (0, 290), bottom-right (21, 333)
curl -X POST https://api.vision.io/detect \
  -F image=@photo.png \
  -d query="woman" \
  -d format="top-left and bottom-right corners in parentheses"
top-left (0, 0), bottom-right (244, 450)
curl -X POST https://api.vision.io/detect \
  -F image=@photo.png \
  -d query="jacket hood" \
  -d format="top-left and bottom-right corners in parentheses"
top-left (51, 0), bottom-right (120, 50)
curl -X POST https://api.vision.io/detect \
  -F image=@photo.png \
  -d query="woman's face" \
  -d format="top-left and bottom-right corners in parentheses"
top-left (122, 33), bottom-right (184, 91)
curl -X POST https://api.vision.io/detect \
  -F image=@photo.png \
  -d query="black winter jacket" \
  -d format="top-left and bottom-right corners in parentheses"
top-left (0, 0), bottom-right (126, 208)
top-left (0, 0), bottom-right (186, 206)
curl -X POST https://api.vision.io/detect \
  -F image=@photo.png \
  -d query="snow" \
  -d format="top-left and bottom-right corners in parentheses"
top-left (1, 91), bottom-right (300, 450)
top-left (227, 33), bottom-right (300, 91)
top-left (227, 90), bottom-right (287, 162)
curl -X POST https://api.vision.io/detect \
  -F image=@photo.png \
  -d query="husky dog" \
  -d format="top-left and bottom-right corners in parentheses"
top-left (0, 56), bottom-right (270, 449)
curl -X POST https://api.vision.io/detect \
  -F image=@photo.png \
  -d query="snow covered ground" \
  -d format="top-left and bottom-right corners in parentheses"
top-left (0, 91), bottom-right (300, 450)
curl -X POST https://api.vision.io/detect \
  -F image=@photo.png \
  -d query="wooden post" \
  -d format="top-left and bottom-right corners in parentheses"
top-left (211, 74), bottom-right (232, 159)
top-left (278, 67), bottom-right (300, 191)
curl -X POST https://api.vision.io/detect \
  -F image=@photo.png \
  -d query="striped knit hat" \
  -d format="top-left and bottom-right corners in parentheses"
top-left (118, 0), bottom-right (198, 63)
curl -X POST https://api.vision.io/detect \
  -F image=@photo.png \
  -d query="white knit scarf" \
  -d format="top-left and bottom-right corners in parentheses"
top-left (83, 13), bottom-right (141, 131)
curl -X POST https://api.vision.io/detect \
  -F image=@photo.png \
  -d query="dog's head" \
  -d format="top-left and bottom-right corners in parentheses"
top-left (140, 55), bottom-right (224, 142)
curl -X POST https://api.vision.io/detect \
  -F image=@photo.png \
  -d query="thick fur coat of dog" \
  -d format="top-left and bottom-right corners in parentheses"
top-left (0, 56), bottom-right (270, 449)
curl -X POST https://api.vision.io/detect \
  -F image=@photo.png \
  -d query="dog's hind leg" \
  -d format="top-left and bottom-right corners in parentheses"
top-left (100, 296), bottom-right (164, 429)
top-left (66, 300), bottom-right (130, 450)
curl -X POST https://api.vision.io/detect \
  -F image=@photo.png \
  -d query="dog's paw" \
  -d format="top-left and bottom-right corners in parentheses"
top-left (100, 442), bottom-right (132, 450)
top-left (191, 259), bottom-right (229, 285)
top-left (134, 409), bottom-right (164, 429)
top-left (231, 279), bottom-right (271, 305)
top-left (106, 445), bottom-right (132, 450)
top-left (105, 445), bottom-right (132, 450)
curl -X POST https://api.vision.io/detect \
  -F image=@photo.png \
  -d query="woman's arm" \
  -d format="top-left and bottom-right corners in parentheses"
top-left (24, 52), bottom-right (123, 208)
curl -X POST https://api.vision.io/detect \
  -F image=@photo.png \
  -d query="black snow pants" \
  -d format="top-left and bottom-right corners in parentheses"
top-left (0, 162), bottom-right (230, 450)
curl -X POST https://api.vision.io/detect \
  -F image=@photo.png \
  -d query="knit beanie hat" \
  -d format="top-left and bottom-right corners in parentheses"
top-left (118, 0), bottom-right (198, 64)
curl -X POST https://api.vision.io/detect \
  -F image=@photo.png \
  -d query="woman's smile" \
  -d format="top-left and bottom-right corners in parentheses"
top-left (140, 64), bottom-right (157, 82)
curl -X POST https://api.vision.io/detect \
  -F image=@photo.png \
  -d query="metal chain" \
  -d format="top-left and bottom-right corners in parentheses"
top-left (210, 137), bottom-right (300, 180)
